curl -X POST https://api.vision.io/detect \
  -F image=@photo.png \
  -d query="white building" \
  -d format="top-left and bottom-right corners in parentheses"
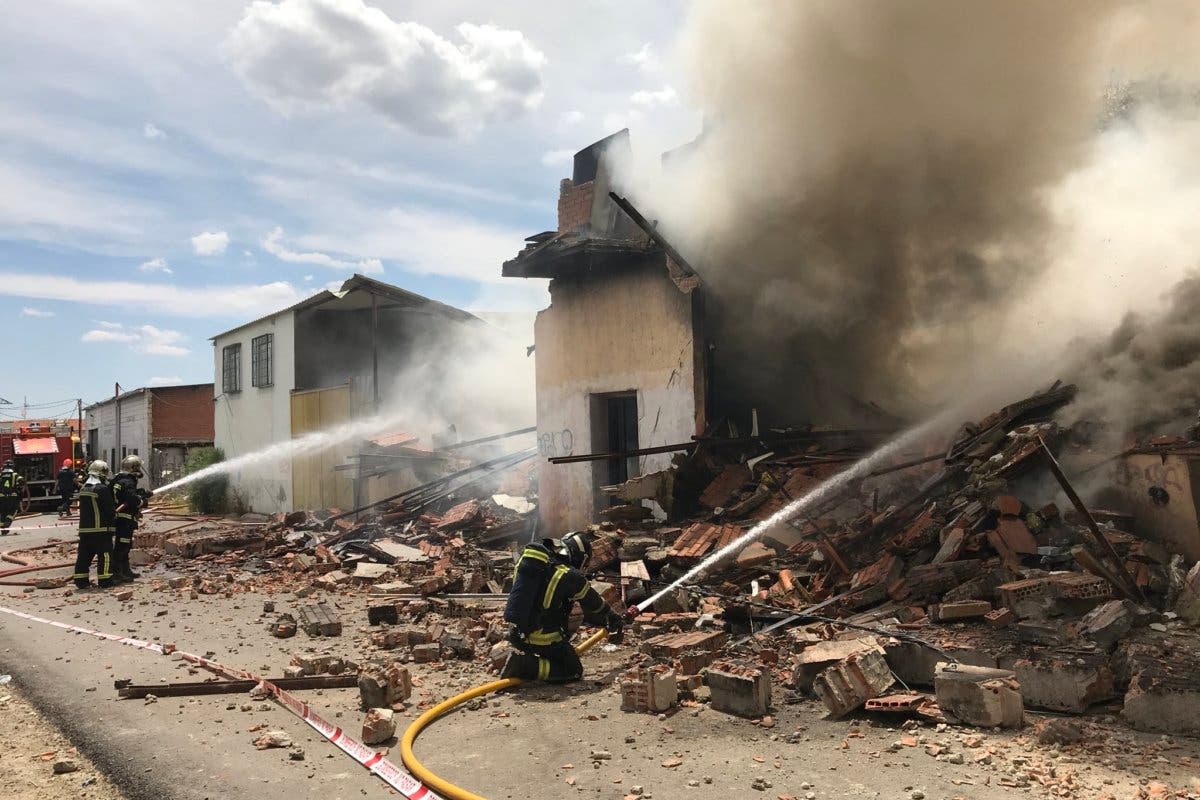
top-left (210, 274), bottom-right (482, 514)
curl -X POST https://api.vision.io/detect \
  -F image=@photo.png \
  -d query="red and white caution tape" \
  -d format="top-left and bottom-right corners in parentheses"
top-left (9, 521), bottom-right (79, 531)
top-left (0, 605), bottom-right (441, 800)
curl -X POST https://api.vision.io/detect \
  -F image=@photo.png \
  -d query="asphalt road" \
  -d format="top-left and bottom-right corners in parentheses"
top-left (0, 513), bottom-right (382, 800)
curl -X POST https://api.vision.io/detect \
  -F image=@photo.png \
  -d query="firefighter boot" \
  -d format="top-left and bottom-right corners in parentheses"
top-left (499, 652), bottom-right (539, 680)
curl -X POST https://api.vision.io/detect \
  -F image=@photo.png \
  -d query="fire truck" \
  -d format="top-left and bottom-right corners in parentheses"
top-left (0, 420), bottom-right (80, 513)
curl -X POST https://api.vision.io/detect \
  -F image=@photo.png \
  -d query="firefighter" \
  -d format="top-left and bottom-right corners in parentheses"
top-left (501, 531), bottom-right (624, 682)
top-left (73, 460), bottom-right (115, 589)
top-left (57, 459), bottom-right (77, 518)
top-left (0, 459), bottom-right (25, 535)
top-left (110, 455), bottom-right (144, 582)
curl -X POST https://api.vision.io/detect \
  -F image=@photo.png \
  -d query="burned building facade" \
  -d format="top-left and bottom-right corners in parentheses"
top-left (507, 131), bottom-right (863, 533)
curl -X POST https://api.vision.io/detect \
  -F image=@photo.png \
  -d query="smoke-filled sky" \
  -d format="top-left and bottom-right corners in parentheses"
top-left (628, 1), bottom-right (1200, 432)
top-left (8, 0), bottom-right (1200, 440)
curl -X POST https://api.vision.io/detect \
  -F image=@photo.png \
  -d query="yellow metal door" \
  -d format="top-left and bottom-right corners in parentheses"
top-left (290, 383), bottom-right (354, 512)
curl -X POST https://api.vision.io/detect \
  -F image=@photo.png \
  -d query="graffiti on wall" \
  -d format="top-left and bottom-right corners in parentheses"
top-left (538, 428), bottom-right (574, 458)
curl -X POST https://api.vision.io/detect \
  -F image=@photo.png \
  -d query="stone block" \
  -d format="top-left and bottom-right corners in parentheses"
top-left (411, 643), bottom-right (441, 663)
top-left (440, 631), bottom-right (476, 660)
top-left (985, 607), bottom-right (1015, 628)
top-left (706, 660), bottom-right (771, 718)
top-left (619, 665), bottom-right (678, 713)
top-left (931, 600), bottom-right (991, 622)
top-left (1173, 562), bottom-right (1200, 625)
top-left (884, 640), bottom-right (996, 688)
top-left (1078, 600), bottom-right (1137, 650)
top-left (790, 637), bottom-right (884, 692)
top-left (361, 708), bottom-right (396, 745)
top-left (812, 650), bottom-right (894, 718)
top-left (357, 662), bottom-right (411, 709)
top-left (933, 662), bottom-right (1023, 728)
top-left (1011, 654), bottom-right (1115, 713)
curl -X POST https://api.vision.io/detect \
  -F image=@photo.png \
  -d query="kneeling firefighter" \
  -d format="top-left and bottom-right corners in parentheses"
top-left (502, 532), bottom-right (625, 682)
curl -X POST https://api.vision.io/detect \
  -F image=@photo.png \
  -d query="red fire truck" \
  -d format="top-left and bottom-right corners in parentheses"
top-left (0, 420), bottom-right (80, 513)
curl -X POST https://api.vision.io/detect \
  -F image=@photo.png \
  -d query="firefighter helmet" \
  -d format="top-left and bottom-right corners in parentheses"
top-left (62, 459), bottom-right (74, 469)
top-left (121, 454), bottom-right (144, 476)
top-left (556, 531), bottom-right (593, 570)
top-left (88, 460), bottom-right (110, 479)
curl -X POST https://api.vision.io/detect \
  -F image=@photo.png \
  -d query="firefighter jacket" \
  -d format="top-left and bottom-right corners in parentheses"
top-left (56, 467), bottom-right (76, 496)
top-left (504, 540), bottom-right (610, 648)
top-left (111, 472), bottom-right (141, 525)
top-left (78, 478), bottom-right (115, 534)
top-left (0, 469), bottom-right (24, 497)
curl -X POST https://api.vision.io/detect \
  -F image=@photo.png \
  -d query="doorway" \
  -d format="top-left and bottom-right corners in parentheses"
top-left (590, 392), bottom-right (639, 506)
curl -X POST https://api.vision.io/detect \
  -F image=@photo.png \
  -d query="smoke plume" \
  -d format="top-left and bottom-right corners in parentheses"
top-left (632, 1), bottom-right (1200, 427)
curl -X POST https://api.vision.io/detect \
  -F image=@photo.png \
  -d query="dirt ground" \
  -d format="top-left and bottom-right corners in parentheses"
top-left (0, 677), bottom-right (126, 800)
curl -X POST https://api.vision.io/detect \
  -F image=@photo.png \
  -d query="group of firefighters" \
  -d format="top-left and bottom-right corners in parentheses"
top-left (0, 455), bottom-right (147, 589)
top-left (4, 454), bottom-right (626, 680)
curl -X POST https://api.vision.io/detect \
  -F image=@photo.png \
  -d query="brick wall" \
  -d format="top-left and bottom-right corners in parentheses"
top-left (150, 384), bottom-right (214, 443)
top-left (557, 178), bottom-right (594, 233)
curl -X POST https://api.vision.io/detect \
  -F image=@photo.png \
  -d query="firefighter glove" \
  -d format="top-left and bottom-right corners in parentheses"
top-left (605, 609), bottom-right (625, 644)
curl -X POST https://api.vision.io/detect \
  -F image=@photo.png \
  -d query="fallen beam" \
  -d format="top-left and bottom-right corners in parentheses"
top-left (116, 674), bottom-right (357, 699)
top-left (1037, 436), bottom-right (1145, 603)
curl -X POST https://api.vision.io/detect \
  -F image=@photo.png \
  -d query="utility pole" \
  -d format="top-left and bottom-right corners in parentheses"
top-left (76, 398), bottom-right (83, 463)
top-left (114, 382), bottom-right (122, 466)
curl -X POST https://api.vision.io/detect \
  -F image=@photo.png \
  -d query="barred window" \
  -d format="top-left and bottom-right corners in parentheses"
top-left (251, 333), bottom-right (273, 388)
top-left (222, 343), bottom-right (242, 393)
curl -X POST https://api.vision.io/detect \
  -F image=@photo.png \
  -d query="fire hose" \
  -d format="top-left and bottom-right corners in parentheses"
top-left (400, 627), bottom-right (612, 800)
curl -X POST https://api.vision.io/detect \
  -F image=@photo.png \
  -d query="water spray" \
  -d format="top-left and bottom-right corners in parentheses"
top-left (152, 407), bottom-right (425, 496)
top-left (633, 409), bottom-right (957, 614)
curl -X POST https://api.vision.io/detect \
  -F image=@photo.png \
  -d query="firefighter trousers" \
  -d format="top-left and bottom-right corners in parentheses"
top-left (0, 496), bottom-right (18, 532)
top-left (113, 519), bottom-right (135, 579)
top-left (505, 639), bottom-right (583, 682)
top-left (74, 533), bottom-right (114, 588)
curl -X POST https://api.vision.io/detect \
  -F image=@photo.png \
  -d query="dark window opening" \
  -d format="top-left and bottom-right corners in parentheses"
top-left (222, 343), bottom-right (242, 393)
top-left (252, 333), bottom-right (273, 388)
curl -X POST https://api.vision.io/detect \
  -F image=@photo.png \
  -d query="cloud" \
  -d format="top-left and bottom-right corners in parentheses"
top-left (559, 110), bottom-right (584, 126)
top-left (143, 122), bottom-right (166, 140)
top-left (262, 226), bottom-right (383, 273)
top-left (631, 85), bottom-right (678, 109)
top-left (621, 43), bottom-right (660, 73)
top-left (82, 323), bottom-right (189, 356)
top-left (0, 272), bottom-right (306, 318)
top-left (540, 148), bottom-right (574, 167)
top-left (222, 0), bottom-right (547, 137)
top-left (20, 307), bottom-right (54, 318)
top-left (191, 230), bottom-right (229, 255)
top-left (139, 256), bottom-right (172, 274)
top-left (148, 376), bottom-right (183, 386)
top-left (297, 204), bottom-right (528, 284)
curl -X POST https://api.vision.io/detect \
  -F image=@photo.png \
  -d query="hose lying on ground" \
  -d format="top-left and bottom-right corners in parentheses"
top-left (400, 628), bottom-right (610, 800)
top-left (0, 540), bottom-right (72, 586)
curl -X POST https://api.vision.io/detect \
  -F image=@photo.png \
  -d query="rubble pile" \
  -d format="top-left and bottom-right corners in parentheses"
top-left (573, 382), bottom-right (1200, 737)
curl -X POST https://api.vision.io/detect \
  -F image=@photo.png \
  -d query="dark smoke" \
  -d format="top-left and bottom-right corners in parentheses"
top-left (635, 1), bottom-right (1199, 424)
top-left (1064, 274), bottom-right (1200, 439)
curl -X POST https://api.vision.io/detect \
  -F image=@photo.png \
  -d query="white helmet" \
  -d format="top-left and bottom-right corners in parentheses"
top-left (121, 454), bottom-right (143, 476)
top-left (88, 460), bottom-right (110, 479)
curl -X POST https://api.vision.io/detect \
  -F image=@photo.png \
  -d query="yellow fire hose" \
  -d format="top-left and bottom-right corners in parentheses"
top-left (400, 628), bottom-right (610, 800)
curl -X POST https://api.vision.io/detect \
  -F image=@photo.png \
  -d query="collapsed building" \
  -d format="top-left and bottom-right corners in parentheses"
top-left (504, 131), bottom-right (895, 534)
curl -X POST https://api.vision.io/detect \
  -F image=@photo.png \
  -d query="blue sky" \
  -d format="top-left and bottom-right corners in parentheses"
top-left (0, 0), bottom-right (698, 411)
